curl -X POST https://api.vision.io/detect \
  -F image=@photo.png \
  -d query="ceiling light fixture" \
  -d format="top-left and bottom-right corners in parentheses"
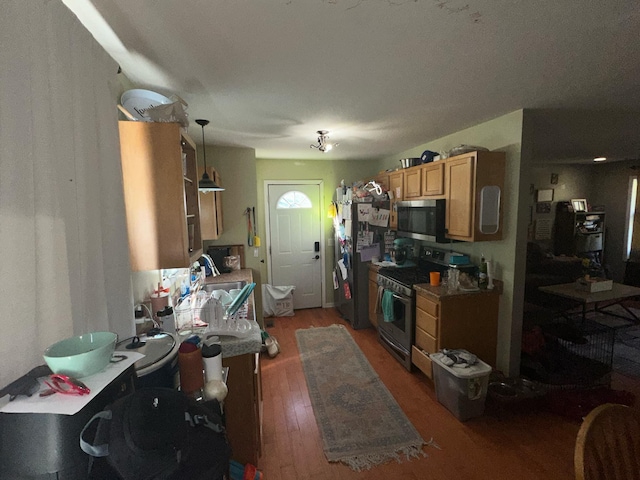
top-left (593, 157), bottom-right (607, 162)
top-left (195, 119), bottom-right (224, 193)
top-left (310, 130), bottom-right (337, 153)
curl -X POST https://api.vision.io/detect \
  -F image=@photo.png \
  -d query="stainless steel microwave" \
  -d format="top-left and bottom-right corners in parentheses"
top-left (396, 199), bottom-right (447, 243)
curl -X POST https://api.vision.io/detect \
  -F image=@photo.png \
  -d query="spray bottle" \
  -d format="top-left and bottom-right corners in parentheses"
top-left (478, 254), bottom-right (488, 289)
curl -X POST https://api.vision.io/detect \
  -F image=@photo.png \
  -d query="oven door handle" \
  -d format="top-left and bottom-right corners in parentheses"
top-left (391, 293), bottom-right (412, 306)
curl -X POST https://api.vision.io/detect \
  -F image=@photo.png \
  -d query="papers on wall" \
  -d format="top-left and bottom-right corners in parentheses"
top-left (360, 243), bottom-right (380, 262)
top-left (357, 204), bottom-right (372, 222)
top-left (356, 230), bottom-right (374, 252)
top-left (384, 231), bottom-right (396, 253)
top-left (342, 204), bottom-right (351, 220)
top-left (337, 259), bottom-right (348, 280)
top-left (369, 208), bottom-right (390, 227)
top-left (535, 218), bottom-right (553, 240)
top-left (344, 220), bottom-right (352, 238)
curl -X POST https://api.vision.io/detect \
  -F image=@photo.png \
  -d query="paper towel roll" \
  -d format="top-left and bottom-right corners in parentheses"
top-left (202, 343), bottom-right (223, 382)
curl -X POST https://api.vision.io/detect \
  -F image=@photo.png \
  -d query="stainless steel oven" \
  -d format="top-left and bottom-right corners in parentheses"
top-left (376, 269), bottom-right (421, 370)
top-left (375, 247), bottom-right (476, 371)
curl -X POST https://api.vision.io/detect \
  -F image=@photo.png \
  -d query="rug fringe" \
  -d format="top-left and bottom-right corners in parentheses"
top-left (338, 443), bottom-right (430, 472)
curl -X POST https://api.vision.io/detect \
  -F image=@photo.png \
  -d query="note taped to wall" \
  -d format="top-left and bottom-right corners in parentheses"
top-left (535, 218), bottom-right (552, 240)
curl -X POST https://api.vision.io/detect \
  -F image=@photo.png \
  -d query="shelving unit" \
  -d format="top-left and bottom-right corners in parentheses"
top-left (554, 210), bottom-right (605, 258)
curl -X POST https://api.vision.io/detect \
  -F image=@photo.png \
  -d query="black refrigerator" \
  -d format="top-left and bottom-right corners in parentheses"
top-left (333, 200), bottom-right (390, 329)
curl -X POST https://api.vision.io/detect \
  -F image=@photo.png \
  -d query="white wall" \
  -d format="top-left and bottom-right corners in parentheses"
top-left (0, 1), bottom-right (133, 388)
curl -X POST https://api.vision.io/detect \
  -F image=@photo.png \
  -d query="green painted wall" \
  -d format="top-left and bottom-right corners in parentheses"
top-left (255, 158), bottom-right (379, 306)
top-left (202, 146), bottom-right (264, 324)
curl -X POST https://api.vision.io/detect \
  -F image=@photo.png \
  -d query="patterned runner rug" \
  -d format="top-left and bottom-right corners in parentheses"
top-left (295, 324), bottom-right (434, 471)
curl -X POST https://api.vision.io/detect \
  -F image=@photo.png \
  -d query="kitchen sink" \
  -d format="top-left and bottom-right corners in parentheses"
top-left (203, 280), bottom-right (247, 293)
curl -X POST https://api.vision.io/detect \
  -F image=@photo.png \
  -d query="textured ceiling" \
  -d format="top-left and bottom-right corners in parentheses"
top-left (63, 0), bottom-right (640, 162)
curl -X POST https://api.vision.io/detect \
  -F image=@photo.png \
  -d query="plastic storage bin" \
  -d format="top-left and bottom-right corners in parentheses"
top-left (430, 351), bottom-right (492, 421)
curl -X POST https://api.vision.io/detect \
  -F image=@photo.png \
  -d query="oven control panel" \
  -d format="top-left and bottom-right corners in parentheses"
top-left (420, 247), bottom-right (448, 265)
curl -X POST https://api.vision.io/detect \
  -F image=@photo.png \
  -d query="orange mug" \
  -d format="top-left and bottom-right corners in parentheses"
top-left (429, 271), bottom-right (441, 286)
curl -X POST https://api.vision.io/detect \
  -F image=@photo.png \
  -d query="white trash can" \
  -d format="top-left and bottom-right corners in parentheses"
top-left (430, 351), bottom-right (492, 421)
top-left (262, 284), bottom-right (295, 317)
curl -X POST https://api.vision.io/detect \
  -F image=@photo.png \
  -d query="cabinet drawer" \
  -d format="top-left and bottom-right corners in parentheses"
top-left (416, 308), bottom-right (438, 337)
top-left (415, 327), bottom-right (437, 354)
top-left (416, 295), bottom-right (438, 317)
top-left (411, 346), bottom-right (433, 379)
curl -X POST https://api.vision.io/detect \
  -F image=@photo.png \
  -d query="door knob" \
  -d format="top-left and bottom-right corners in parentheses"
top-left (312, 255), bottom-right (320, 260)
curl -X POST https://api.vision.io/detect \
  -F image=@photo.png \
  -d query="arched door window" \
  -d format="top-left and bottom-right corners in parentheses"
top-left (276, 190), bottom-right (312, 209)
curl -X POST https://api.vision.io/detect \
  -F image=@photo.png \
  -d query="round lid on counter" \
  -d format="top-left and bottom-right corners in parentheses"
top-left (117, 333), bottom-right (178, 376)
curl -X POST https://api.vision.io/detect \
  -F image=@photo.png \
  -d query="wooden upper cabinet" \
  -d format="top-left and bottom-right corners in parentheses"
top-left (421, 162), bottom-right (444, 197)
top-left (403, 168), bottom-right (422, 199)
top-left (444, 151), bottom-right (505, 242)
top-left (388, 170), bottom-right (404, 229)
top-left (374, 171), bottom-right (389, 191)
top-left (400, 162), bottom-right (445, 200)
top-left (118, 121), bottom-right (202, 271)
top-left (198, 165), bottom-right (224, 240)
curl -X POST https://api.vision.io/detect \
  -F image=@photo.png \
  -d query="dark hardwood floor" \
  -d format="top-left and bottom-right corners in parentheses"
top-left (257, 307), bottom-right (640, 480)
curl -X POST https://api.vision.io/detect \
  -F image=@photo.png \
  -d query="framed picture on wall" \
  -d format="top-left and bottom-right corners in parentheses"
top-left (571, 198), bottom-right (588, 212)
top-left (536, 189), bottom-right (554, 202)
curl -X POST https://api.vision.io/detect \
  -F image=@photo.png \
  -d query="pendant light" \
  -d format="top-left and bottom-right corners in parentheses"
top-left (195, 119), bottom-right (224, 192)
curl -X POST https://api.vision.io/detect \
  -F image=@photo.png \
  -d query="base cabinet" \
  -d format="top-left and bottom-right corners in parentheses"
top-left (368, 267), bottom-right (380, 329)
top-left (222, 353), bottom-right (262, 466)
top-left (412, 290), bottom-right (499, 379)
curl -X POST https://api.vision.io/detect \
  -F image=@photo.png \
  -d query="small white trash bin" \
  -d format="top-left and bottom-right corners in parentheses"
top-left (262, 284), bottom-right (295, 317)
top-left (430, 351), bottom-right (492, 421)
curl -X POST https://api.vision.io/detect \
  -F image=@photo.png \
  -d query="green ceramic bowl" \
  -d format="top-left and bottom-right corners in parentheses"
top-left (43, 332), bottom-right (118, 378)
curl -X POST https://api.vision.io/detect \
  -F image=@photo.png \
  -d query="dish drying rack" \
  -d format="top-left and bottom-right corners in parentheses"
top-left (175, 283), bottom-right (256, 338)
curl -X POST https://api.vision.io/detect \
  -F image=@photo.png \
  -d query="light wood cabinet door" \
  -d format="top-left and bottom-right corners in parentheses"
top-left (389, 171), bottom-right (403, 229)
top-left (444, 151), bottom-right (505, 242)
top-left (223, 352), bottom-right (262, 466)
top-left (368, 277), bottom-right (379, 329)
top-left (445, 155), bottom-right (475, 239)
top-left (374, 172), bottom-right (389, 191)
top-left (119, 121), bottom-right (202, 271)
top-left (403, 167), bottom-right (422, 199)
top-left (199, 166), bottom-right (224, 240)
top-left (421, 162), bottom-right (444, 197)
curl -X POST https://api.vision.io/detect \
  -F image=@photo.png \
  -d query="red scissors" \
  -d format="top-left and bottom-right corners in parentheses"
top-left (39, 374), bottom-right (91, 397)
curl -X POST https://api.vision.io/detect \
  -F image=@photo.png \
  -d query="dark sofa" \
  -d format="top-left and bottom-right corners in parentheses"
top-left (524, 242), bottom-right (583, 309)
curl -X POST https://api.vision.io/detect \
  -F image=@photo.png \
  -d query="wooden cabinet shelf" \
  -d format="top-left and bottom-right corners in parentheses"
top-left (119, 121), bottom-right (203, 271)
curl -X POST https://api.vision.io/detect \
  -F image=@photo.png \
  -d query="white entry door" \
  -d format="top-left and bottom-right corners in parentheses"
top-left (267, 183), bottom-right (323, 310)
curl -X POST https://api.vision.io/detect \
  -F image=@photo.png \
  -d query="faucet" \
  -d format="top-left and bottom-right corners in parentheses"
top-left (199, 254), bottom-right (221, 277)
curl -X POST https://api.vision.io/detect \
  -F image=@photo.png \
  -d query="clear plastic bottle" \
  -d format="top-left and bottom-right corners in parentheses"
top-left (478, 255), bottom-right (488, 289)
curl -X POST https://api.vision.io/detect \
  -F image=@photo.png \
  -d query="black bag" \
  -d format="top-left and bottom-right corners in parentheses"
top-left (80, 387), bottom-right (230, 480)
